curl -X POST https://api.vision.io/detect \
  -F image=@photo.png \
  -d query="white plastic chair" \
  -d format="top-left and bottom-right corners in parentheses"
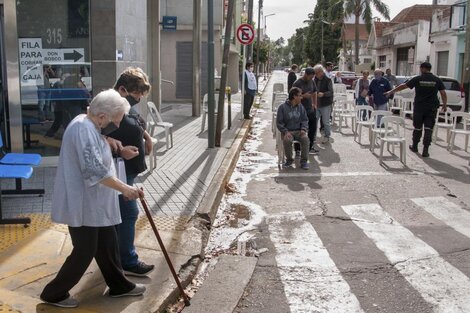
top-left (273, 83), bottom-right (284, 93)
top-left (354, 105), bottom-right (374, 144)
top-left (369, 110), bottom-right (393, 152)
top-left (448, 112), bottom-right (470, 152)
top-left (333, 83), bottom-right (347, 94)
top-left (147, 101), bottom-right (174, 150)
top-left (432, 107), bottom-right (453, 144)
top-left (400, 98), bottom-right (414, 119)
top-left (332, 96), bottom-right (347, 126)
top-left (379, 116), bottom-right (407, 165)
top-left (338, 100), bottom-right (356, 133)
top-left (389, 95), bottom-right (403, 116)
top-left (201, 93), bottom-right (223, 134)
top-left (145, 120), bottom-right (159, 172)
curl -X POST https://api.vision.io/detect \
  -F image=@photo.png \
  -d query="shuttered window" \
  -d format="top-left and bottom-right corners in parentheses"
top-left (176, 42), bottom-right (208, 99)
top-left (436, 51), bottom-right (449, 76)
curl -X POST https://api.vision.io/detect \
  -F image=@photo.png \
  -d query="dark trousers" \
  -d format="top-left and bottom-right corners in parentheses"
top-left (294, 109), bottom-right (317, 151)
top-left (412, 107), bottom-right (437, 147)
top-left (243, 93), bottom-right (255, 118)
top-left (40, 226), bottom-right (135, 303)
top-left (308, 109), bottom-right (318, 147)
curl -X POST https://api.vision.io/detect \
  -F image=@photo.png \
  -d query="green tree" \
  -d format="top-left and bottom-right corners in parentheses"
top-left (287, 27), bottom-right (308, 66)
top-left (341, 0), bottom-right (390, 65)
top-left (304, 0), bottom-right (343, 65)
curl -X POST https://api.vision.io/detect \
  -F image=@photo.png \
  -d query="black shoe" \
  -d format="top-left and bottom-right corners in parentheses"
top-left (409, 145), bottom-right (418, 153)
top-left (294, 150), bottom-right (301, 159)
top-left (422, 147), bottom-right (430, 158)
top-left (244, 115), bottom-right (252, 120)
top-left (123, 261), bottom-right (155, 277)
top-left (309, 147), bottom-right (319, 155)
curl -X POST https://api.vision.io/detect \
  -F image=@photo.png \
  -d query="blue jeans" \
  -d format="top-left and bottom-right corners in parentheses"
top-left (356, 96), bottom-right (368, 120)
top-left (316, 105), bottom-right (332, 137)
top-left (116, 173), bottom-right (139, 269)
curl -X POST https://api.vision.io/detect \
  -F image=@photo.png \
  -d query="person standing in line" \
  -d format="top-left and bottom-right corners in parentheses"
top-left (384, 68), bottom-right (398, 88)
top-left (287, 64), bottom-right (298, 91)
top-left (385, 62), bottom-right (447, 158)
top-left (244, 62), bottom-right (257, 119)
top-left (107, 67), bottom-right (155, 277)
top-left (324, 62), bottom-right (334, 79)
top-left (276, 87), bottom-right (310, 169)
top-left (333, 71), bottom-right (343, 84)
top-left (368, 68), bottom-right (392, 127)
top-left (313, 64), bottom-right (334, 144)
top-left (40, 89), bottom-right (146, 308)
top-left (293, 67), bottom-right (319, 154)
top-left (354, 70), bottom-right (370, 120)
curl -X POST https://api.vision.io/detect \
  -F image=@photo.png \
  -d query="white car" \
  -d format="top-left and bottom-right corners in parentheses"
top-left (395, 76), bottom-right (465, 113)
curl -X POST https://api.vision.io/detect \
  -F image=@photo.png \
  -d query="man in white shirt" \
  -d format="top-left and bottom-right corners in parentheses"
top-left (325, 62), bottom-right (334, 79)
top-left (244, 62), bottom-right (257, 119)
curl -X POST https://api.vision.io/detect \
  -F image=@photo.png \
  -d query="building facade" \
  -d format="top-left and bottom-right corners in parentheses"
top-left (0, 0), bottom-right (240, 158)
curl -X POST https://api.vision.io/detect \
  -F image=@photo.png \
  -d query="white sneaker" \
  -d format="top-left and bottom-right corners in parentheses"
top-left (110, 284), bottom-right (146, 298)
top-left (42, 296), bottom-right (79, 308)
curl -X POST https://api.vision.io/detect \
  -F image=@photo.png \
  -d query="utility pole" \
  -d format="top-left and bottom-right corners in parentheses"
top-left (192, 0), bottom-right (202, 116)
top-left (207, 0), bottom-right (215, 148)
top-left (247, 0), bottom-right (254, 62)
top-left (463, 0), bottom-right (470, 112)
top-left (255, 0), bottom-right (263, 92)
top-left (148, 0), bottom-right (161, 111)
top-left (215, 0), bottom-right (236, 146)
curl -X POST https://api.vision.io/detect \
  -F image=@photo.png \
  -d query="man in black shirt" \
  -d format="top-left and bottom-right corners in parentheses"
top-left (293, 67), bottom-right (318, 154)
top-left (287, 64), bottom-right (298, 91)
top-left (107, 67), bottom-right (155, 276)
top-left (385, 62), bottom-right (447, 157)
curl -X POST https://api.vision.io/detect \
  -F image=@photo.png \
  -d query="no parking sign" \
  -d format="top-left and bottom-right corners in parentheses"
top-left (236, 23), bottom-right (255, 45)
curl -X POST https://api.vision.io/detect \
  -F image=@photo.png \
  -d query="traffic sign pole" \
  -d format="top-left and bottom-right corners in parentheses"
top-left (236, 23), bottom-right (255, 120)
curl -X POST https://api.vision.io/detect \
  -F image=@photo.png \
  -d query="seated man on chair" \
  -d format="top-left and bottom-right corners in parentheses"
top-left (276, 87), bottom-right (310, 170)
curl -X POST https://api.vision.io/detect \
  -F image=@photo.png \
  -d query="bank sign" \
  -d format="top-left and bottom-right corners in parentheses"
top-left (19, 38), bottom-right (85, 86)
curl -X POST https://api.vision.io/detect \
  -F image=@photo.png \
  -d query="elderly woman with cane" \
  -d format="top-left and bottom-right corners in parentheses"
top-left (40, 89), bottom-right (146, 308)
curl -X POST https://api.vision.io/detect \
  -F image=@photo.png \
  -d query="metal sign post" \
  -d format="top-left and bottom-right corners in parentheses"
top-left (236, 23), bottom-right (255, 120)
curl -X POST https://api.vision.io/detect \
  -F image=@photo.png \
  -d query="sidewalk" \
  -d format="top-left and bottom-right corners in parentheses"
top-left (0, 90), bottom-right (254, 312)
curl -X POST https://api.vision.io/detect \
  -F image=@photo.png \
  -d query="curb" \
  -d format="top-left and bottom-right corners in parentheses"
top-left (155, 118), bottom-right (253, 313)
top-left (157, 74), bottom-right (272, 312)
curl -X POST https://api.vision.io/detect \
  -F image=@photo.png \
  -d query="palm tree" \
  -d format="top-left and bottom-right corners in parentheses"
top-left (342, 0), bottom-right (391, 65)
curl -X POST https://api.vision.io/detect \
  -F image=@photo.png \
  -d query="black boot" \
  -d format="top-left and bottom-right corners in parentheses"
top-left (422, 146), bottom-right (430, 158)
top-left (409, 143), bottom-right (418, 153)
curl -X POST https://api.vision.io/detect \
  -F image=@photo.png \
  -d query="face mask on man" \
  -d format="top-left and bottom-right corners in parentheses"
top-left (101, 121), bottom-right (118, 135)
top-left (126, 95), bottom-right (139, 106)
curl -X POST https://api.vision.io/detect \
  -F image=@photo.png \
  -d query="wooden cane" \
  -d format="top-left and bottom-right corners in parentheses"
top-left (139, 196), bottom-right (191, 306)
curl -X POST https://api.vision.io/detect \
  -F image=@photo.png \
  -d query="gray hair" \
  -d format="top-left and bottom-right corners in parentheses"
top-left (313, 64), bottom-right (325, 73)
top-left (89, 89), bottom-right (130, 117)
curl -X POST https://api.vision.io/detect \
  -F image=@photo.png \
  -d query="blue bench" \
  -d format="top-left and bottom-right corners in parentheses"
top-left (0, 165), bottom-right (34, 225)
top-left (0, 134), bottom-right (44, 226)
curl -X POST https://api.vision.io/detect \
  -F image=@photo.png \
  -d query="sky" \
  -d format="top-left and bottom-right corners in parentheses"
top-left (259, 0), bottom-right (434, 41)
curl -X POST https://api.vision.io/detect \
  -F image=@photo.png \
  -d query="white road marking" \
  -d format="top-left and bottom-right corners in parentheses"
top-left (255, 170), bottom-right (439, 180)
top-left (412, 197), bottom-right (470, 239)
top-left (342, 203), bottom-right (470, 313)
top-left (267, 211), bottom-right (364, 313)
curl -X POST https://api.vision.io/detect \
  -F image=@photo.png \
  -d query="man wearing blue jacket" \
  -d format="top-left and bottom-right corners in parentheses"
top-left (369, 68), bottom-right (392, 126)
top-left (276, 87), bottom-right (310, 169)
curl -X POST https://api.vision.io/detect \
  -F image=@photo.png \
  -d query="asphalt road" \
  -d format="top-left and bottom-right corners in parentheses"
top-left (233, 71), bottom-right (470, 313)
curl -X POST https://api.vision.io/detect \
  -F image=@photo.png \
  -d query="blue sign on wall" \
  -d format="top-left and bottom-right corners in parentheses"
top-left (162, 16), bottom-right (177, 31)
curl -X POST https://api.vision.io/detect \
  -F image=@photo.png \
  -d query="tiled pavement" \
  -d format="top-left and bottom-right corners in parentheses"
top-left (1, 93), bottom-right (245, 218)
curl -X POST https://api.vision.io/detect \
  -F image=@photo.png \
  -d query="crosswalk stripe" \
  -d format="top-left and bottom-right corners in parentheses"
top-left (267, 211), bottom-right (364, 313)
top-left (411, 196), bottom-right (470, 239)
top-left (342, 203), bottom-right (470, 312)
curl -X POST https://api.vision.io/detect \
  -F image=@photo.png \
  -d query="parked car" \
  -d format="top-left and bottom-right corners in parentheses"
top-left (332, 71), bottom-right (358, 89)
top-left (439, 76), bottom-right (466, 113)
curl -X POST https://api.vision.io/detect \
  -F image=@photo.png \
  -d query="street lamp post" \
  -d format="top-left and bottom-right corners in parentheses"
top-left (263, 13), bottom-right (275, 79)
